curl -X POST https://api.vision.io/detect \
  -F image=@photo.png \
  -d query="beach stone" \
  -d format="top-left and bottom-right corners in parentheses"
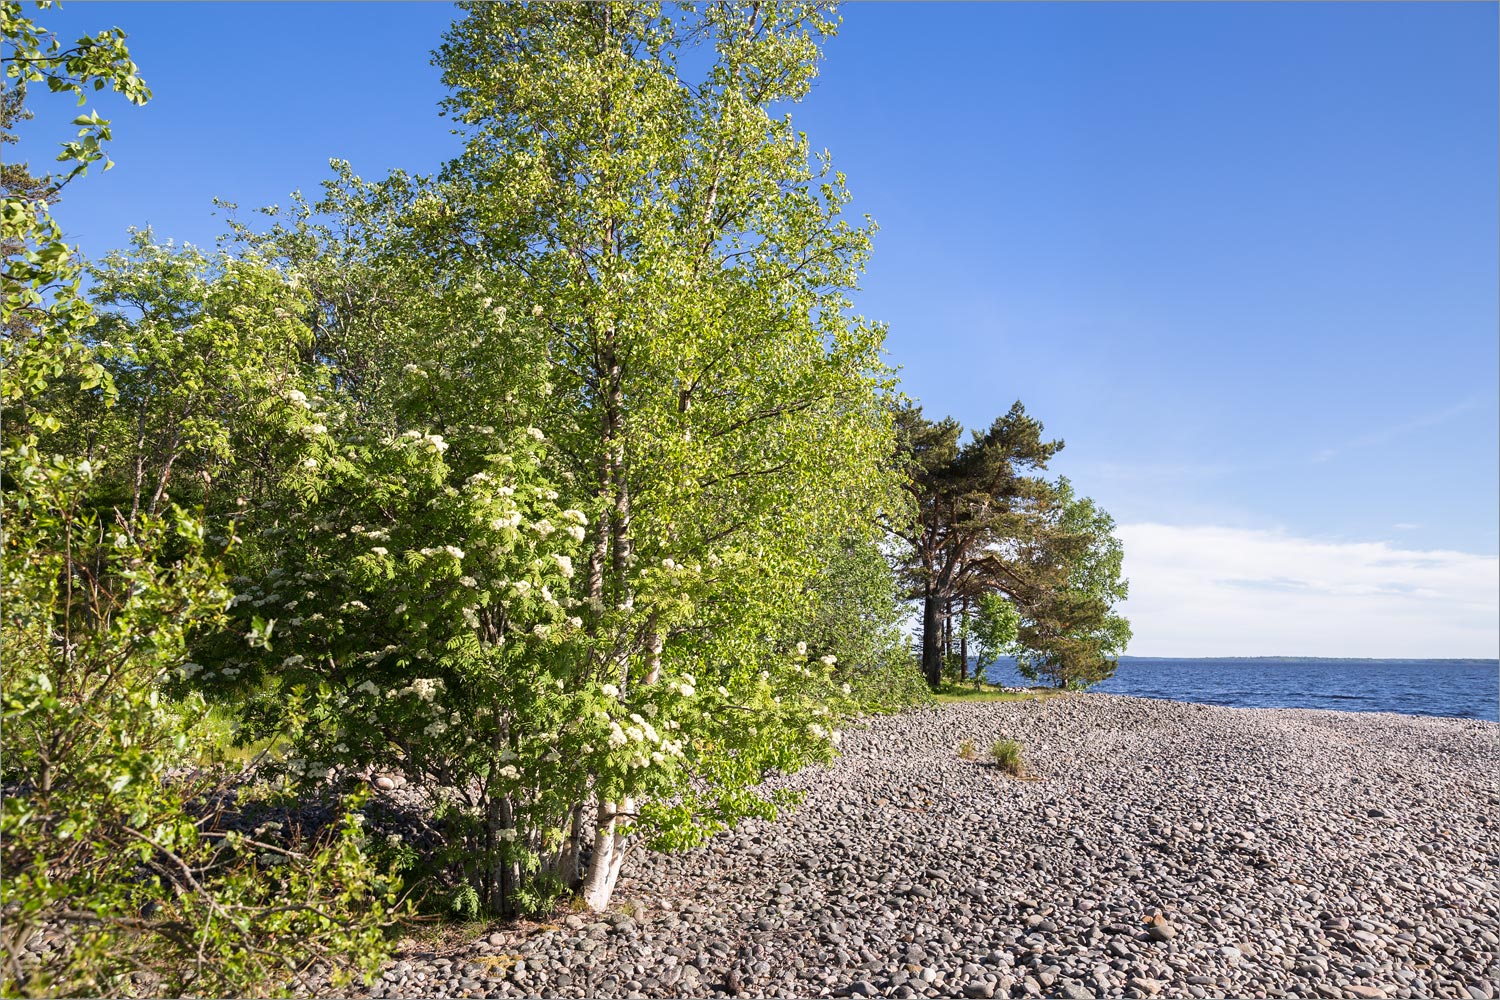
top-left (1147, 921), bottom-right (1178, 942)
top-left (286, 695), bottom-right (1495, 1000)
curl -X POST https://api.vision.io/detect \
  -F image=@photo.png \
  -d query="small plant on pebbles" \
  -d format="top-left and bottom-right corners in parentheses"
top-left (990, 738), bottom-right (1026, 776)
top-left (957, 738), bottom-right (977, 760)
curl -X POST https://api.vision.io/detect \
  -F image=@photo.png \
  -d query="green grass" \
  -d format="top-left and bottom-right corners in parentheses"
top-left (932, 681), bottom-right (1064, 704)
top-left (195, 706), bottom-right (282, 767)
top-left (989, 738), bottom-right (1026, 776)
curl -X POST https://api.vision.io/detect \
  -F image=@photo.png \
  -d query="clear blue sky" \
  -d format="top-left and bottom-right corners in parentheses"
top-left (18, 2), bottom-right (1498, 656)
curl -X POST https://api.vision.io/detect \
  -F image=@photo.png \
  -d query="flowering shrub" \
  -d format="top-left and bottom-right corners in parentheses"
top-left (1, 8), bottom-right (401, 992)
top-left (212, 396), bottom-right (858, 915)
top-left (0, 395), bottom-right (403, 999)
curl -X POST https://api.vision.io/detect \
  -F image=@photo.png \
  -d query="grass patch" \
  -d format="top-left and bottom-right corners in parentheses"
top-left (194, 705), bottom-right (282, 767)
top-left (932, 681), bottom-right (1064, 704)
top-left (990, 738), bottom-right (1026, 776)
top-left (956, 738), bottom-right (977, 760)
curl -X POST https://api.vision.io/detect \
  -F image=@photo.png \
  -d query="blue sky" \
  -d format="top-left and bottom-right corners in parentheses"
top-left (17, 2), bottom-right (1498, 656)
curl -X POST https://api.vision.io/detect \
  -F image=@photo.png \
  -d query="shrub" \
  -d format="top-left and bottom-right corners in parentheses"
top-left (990, 738), bottom-right (1026, 776)
top-left (957, 739), bottom-right (977, 760)
top-left (0, 450), bottom-right (404, 997)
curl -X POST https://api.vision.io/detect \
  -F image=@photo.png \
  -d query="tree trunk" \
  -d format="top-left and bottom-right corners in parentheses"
top-left (959, 593), bottom-right (970, 681)
top-left (580, 793), bottom-right (632, 912)
top-left (921, 582), bottom-right (942, 688)
top-left (558, 802), bottom-right (584, 889)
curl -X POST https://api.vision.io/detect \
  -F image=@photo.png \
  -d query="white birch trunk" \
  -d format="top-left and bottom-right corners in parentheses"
top-left (580, 793), bottom-right (633, 912)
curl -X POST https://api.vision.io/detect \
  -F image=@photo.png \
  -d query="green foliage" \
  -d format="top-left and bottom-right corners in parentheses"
top-left (989, 738), bottom-right (1026, 776)
top-left (2, 0), bottom-right (145, 437)
top-left (800, 533), bottom-right (930, 712)
top-left (83, 231), bottom-right (316, 518)
top-left (970, 592), bottom-right (1020, 670)
top-left (190, 0), bottom-right (909, 917)
top-left (956, 739), bottom-right (977, 761)
top-left (1012, 478), bottom-right (1132, 689)
top-left (448, 883), bottom-right (481, 923)
top-left (0, 405), bottom-right (402, 998)
top-left (1, 6), bottom-right (401, 994)
top-left (891, 400), bottom-right (1063, 688)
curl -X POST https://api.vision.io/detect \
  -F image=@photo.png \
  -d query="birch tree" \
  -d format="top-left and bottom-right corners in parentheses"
top-left (430, 0), bottom-right (901, 912)
top-left (205, 1), bottom-right (902, 918)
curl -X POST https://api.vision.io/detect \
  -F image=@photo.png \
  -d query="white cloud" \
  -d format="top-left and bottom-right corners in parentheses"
top-left (1116, 524), bottom-right (1500, 659)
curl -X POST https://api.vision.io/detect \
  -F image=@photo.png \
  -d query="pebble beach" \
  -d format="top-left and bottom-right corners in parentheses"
top-left (366, 694), bottom-right (1500, 1000)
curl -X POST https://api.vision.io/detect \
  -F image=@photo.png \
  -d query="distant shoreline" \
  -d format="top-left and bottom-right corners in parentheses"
top-left (1114, 655), bottom-right (1499, 665)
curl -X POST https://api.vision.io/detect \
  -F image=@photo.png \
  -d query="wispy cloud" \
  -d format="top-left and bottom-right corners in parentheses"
top-left (1116, 523), bottom-right (1500, 658)
top-left (1311, 397), bottom-right (1487, 465)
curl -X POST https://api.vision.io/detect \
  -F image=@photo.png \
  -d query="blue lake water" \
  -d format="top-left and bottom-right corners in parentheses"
top-left (979, 657), bottom-right (1500, 722)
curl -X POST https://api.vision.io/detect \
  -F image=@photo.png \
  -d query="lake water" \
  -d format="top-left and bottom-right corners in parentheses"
top-left (979, 656), bottom-right (1500, 722)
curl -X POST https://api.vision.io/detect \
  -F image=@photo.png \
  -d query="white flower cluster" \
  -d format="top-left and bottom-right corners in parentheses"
top-left (392, 677), bottom-right (443, 702)
top-left (286, 388), bottom-right (310, 409)
top-left (605, 711), bottom-right (686, 765)
top-left (490, 511), bottom-right (523, 531)
top-left (552, 553), bottom-right (574, 578)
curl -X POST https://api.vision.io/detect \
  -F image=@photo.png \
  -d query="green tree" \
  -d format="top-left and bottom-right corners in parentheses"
top-left (1012, 478), bottom-right (1131, 688)
top-left (798, 532), bottom-right (930, 711)
top-left (437, 2), bottom-right (903, 909)
top-left (968, 591), bottom-right (1020, 683)
top-left (891, 400), bottom-right (1061, 688)
top-left (206, 0), bottom-right (905, 917)
top-left (2, 7), bottom-right (400, 994)
top-left (77, 231), bottom-right (319, 520)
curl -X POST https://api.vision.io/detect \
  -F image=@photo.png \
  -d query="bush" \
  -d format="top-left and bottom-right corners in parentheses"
top-left (841, 647), bottom-right (934, 715)
top-left (0, 452), bottom-right (404, 997)
top-left (990, 738), bottom-right (1026, 776)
